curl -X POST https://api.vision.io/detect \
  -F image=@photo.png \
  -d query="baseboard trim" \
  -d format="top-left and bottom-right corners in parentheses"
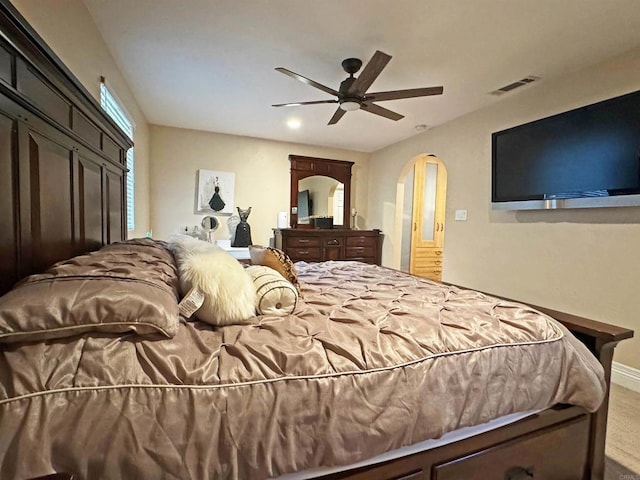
top-left (612, 361), bottom-right (640, 393)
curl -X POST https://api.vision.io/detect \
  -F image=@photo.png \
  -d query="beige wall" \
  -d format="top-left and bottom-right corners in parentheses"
top-left (368, 47), bottom-right (640, 369)
top-left (12, 0), bottom-right (151, 239)
top-left (149, 125), bottom-right (371, 245)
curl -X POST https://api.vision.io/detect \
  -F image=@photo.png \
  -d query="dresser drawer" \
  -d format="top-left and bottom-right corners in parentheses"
top-left (286, 236), bottom-right (321, 248)
top-left (413, 266), bottom-right (442, 281)
top-left (434, 415), bottom-right (589, 480)
top-left (287, 247), bottom-right (321, 262)
top-left (414, 247), bottom-right (442, 259)
top-left (345, 235), bottom-right (377, 247)
top-left (323, 236), bottom-right (342, 247)
top-left (347, 256), bottom-right (377, 264)
top-left (345, 246), bottom-right (376, 258)
top-left (417, 257), bottom-right (443, 268)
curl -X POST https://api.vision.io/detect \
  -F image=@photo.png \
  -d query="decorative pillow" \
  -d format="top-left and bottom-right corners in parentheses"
top-left (246, 265), bottom-right (298, 316)
top-left (248, 245), bottom-right (300, 292)
top-left (168, 235), bottom-right (257, 326)
top-left (0, 238), bottom-right (181, 344)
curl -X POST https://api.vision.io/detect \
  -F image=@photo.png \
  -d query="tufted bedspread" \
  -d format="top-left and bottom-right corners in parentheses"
top-left (0, 260), bottom-right (605, 479)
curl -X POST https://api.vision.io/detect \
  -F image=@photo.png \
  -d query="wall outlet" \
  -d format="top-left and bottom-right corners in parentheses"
top-left (454, 209), bottom-right (468, 221)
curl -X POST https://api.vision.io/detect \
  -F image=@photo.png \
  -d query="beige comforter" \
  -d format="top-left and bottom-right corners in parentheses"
top-left (0, 260), bottom-right (605, 479)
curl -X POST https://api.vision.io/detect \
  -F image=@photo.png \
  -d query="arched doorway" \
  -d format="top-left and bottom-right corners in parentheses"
top-left (396, 154), bottom-right (447, 281)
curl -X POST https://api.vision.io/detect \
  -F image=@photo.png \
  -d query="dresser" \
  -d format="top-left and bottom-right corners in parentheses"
top-left (274, 229), bottom-right (382, 265)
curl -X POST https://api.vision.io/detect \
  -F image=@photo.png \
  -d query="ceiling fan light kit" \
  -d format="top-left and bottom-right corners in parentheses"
top-left (339, 100), bottom-right (360, 111)
top-left (272, 50), bottom-right (443, 125)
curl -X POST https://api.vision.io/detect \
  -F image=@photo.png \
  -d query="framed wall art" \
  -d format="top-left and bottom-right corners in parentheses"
top-left (196, 169), bottom-right (235, 215)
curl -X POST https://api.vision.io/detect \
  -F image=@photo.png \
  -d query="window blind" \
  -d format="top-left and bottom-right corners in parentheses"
top-left (100, 81), bottom-right (135, 231)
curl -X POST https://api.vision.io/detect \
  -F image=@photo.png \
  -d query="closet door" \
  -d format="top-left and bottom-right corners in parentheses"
top-left (410, 156), bottom-right (447, 281)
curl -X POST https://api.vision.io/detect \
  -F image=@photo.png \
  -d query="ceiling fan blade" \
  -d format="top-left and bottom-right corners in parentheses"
top-left (347, 50), bottom-right (392, 96)
top-left (361, 102), bottom-right (404, 121)
top-left (272, 100), bottom-right (338, 107)
top-left (328, 107), bottom-right (347, 125)
top-left (275, 67), bottom-right (340, 97)
top-left (366, 86), bottom-right (444, 102)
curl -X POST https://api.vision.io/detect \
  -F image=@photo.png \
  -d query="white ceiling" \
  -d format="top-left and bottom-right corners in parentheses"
top-left (82, 0), bottom-right (640, 153)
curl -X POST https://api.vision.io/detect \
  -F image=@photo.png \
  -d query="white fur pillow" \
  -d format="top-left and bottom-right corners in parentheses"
top-left (168, 235), bottom-right (256, 326)
top-left (245, 265), bottom-right (298, 316)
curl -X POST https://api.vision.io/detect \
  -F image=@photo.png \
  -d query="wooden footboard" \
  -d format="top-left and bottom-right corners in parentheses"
top-left (532, 306), bottom-right (634, 480)
top-left (318, 308), bottom-right (633, 480)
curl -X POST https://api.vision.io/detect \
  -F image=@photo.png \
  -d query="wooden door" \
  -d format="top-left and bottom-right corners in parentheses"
top-left (409, 156), bottom-right (447, 281)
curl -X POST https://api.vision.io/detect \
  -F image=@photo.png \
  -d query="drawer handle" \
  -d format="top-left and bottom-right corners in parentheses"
top-left (505, 466), bottom-right (534, 480)
top-left (435, 250), bottom-right (442, 255)
top-left (299, 250), bottom-right (309, 255)
top-left (327, 239), bottom-right (340, 246)
top-left (298, 239), bottom-right (310, 243)
top-left (434, 260), bottom-right (442, 265)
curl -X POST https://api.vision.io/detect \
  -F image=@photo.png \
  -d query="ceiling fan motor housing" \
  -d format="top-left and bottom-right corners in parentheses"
top-left (339, 77), bottom-right (357, 95)
top-left (341, 57), bottom-right (363, 76)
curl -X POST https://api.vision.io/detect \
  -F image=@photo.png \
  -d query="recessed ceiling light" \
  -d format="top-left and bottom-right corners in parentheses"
top-left (287, 118), bottom-right (301, 129)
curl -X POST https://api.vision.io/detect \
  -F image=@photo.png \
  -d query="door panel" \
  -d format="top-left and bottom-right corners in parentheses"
top-left (410, 156), bottom-right (447, 281)
top-left (105, 168), bottom-right (124, 243)
top-left (420, 162), bottom-right (438, 243)
top-left (77, 155), bottom-right (104, 253)
top-left (0, 112), bottom-right (18, 293)
top-left (25, 129), bottom-right (75, 272)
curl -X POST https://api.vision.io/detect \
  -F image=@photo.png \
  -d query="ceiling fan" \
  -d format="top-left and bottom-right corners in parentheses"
top-left (272, 50), bottom-right (443, 125)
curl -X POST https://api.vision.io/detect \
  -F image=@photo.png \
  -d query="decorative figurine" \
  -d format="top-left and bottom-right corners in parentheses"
top-left (232, 207), bottom-right (253, 247)
top-left (351, 207), bottom-right (358, 230)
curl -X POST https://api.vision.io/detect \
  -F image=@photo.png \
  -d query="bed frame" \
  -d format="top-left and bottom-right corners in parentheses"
top-left (0, 2), bottom-right (633, 480)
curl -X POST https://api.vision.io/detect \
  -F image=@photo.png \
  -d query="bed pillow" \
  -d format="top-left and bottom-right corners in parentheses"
top-left (0, 238), bottom-right (181, 344)
top-left (168, 235), bottom-right (257, 326)
top-left (248, 245), bottom-right (300, 292)
top-left (246, 265), bottom-right (298, 316)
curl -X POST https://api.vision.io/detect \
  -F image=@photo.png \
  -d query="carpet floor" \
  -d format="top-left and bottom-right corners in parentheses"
top-left (605, 383), bottom-right (640, 478)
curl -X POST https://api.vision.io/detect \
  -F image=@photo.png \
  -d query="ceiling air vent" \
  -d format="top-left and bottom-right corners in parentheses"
top-left (490, 76), bottom-right (540, 96)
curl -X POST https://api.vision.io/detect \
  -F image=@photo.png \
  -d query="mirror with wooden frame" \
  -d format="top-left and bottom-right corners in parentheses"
top-left (289, 155), bottom-right (354, 229)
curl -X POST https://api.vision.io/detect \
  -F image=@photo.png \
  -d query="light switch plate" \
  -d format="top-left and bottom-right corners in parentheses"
top-left (455, 209), bottom-right (468, 221)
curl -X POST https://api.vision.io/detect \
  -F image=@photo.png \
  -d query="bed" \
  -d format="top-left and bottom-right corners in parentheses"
top-left (0, 238), bottom-right (633, 479)
top-left (0, 2), bottom-right (634, 479)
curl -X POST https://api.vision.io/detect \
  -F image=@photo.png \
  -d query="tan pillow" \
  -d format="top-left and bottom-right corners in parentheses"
top-left (246, 265), bottom-right (298, 316)
top-left (248, 245), bottom-right (300, 292)
top-left (0, 239), bottom-right (181, 344)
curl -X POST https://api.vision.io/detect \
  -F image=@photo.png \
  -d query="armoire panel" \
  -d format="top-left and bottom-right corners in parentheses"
top-left (77, 156), bottom-right (104, 252)
top-left (105, 168), bottom-right (123, 243)
top-left (72, 109), bottom-right (101, 150)
top-left (16, 59), bottom-right (71, 128)
top-left (0, 112), bottom-right (17, 293)
top-left (102, 134), bottom-right (122, 165)
top-left (0, 43), bottom-right (11, 85)
top-left (27, 130), bottom-right (74, 271)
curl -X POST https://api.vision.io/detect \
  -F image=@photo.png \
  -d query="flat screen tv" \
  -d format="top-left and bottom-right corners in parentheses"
top-left (297, 189), bottom-right (312, 222)
top-left (491, 89), bottom-right (640, 210)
